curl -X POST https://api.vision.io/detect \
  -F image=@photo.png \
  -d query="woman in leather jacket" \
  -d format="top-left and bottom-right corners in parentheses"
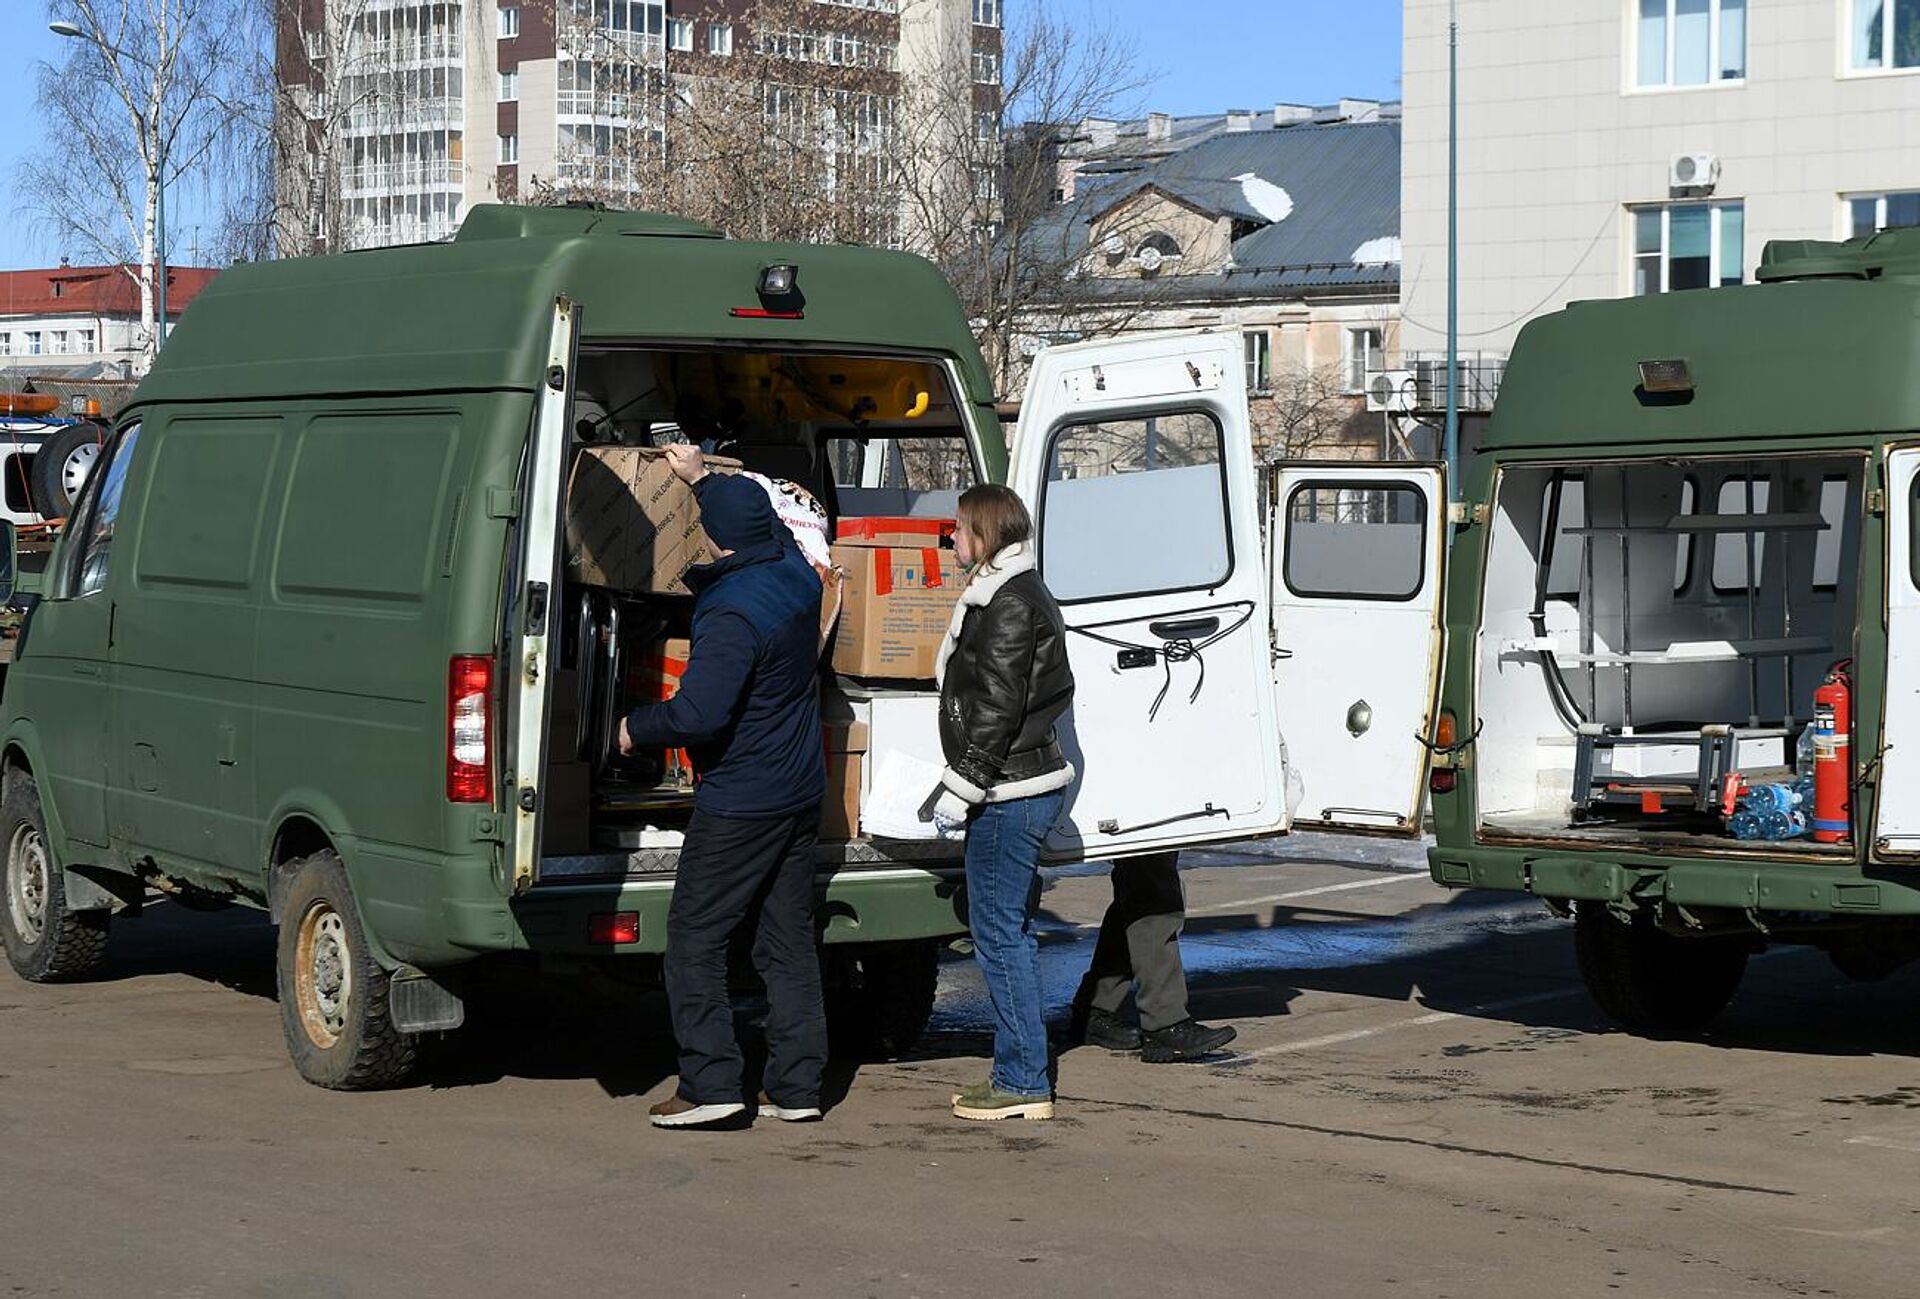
top-left (923, 484), bottom-right (1075, 1121)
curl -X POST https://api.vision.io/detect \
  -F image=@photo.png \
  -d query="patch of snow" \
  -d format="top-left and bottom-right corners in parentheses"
top-left (1232, 172), bottom-right (1293, 223)
top-left (1352, 235), bottom-right (1403, 266)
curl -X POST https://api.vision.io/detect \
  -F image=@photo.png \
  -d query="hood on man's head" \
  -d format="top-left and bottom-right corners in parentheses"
top-left (697, 474), bottom-right (781, 551)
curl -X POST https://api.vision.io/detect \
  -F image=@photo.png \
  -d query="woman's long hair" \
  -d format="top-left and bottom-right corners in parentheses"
top-left (957, 484), bottom-right (1033, 572)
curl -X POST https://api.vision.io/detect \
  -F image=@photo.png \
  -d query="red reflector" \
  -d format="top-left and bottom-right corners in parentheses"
top-left (728, 307), bottom-right (804, 319)
top-left (1429, 769), bottom-right (1458, 795)
top-left (589, 912), bottom-right (640, 945)
top-left (447, 654), bottom-right (494, 804)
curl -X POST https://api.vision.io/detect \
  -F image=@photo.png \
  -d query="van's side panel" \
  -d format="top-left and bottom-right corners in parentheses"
top-left (111, 412), bottom-right (280, 893)
top-left (249, 395), bottom-right (517, 967)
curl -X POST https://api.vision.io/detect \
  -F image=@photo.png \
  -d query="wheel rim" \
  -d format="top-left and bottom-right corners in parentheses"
top-left (293, 901), bottom-right (353, 1050)
top-left (5, 821), bottom-right (50, 944)
top-left (61, 441), bottom-right (100, 504)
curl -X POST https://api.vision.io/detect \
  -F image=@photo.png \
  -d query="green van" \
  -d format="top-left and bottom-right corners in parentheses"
top-left (1428, 228), bottom-right (1920, 1034)
top-left (1, 205), bottom-right (1441, 1088)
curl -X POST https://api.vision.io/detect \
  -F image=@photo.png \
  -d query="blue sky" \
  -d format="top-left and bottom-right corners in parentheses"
top-left (0, 0), bottom-right (1401, 269)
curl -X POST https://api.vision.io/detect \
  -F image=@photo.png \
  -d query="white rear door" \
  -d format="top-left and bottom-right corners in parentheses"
top-left (1010, 332), bottom-right (1288, 859)
top-left (1268, 463), bottom-right (1446, 833)
top-left (1874, 447), bottom-right (1920, 855)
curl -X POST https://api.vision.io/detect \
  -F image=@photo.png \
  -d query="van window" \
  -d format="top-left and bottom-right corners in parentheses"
top-left (1040, 411), bottom-right (1228, 602)
top-left (1711, 476), bottom-right (1846, 592)
top-left (70, 423), bottom-right (141, 599)
top-left (1543, 475), bottom-right (1695, 598)
top-left (135, 418), bottom-right (279, 593)
top-left (274, 415), bottom-right (457, 605)
top-left (826, 435), bottom-right (977, 520)
top-left (1284, 483), bottom-right (1426, 601)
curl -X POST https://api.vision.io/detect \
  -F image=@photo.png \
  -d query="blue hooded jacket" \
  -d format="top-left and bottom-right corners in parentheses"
top-left (624, 473), bottom-right (826, 819)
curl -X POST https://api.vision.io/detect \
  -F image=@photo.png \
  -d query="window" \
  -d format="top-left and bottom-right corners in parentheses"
top-left (135, 419), bottom-right (279, 593)
top-left (498, 68), bottom-right (519, 101)
top-left (668, 17), bottom-right (693, 51)
top-left (1635, 0), bottom-right (1746, 87)
top-left (1042, 412), bottom-right (1229, 602)
top-left (1848, 190), bottom-right (1920, 235)
top-left (1852, 0), bottom-right (1920, 72)
top-left (1541, 475), bottom-right (1697, 598)
top-left (708, 22), bottom-right (732, 54)
top-left (826, 437), bottom-right (978, 494)
top-left (1284, 484), bottom-right (1427, 602)
top-left (1244, 331), bottom-right (1272, 393)
top-left (972, 0), bottom-right (1000, 24)
top-left (76, 328), bottom-right (95, 353)
top-left (498, 5), bottom-right (518, 38)
top-left (499, 133), bottom-right (519, 164)
top-left (1633, 202), bottom-right (1744, 294)
top-left (1345, 327), bottom-right (1383, 393)
top-left (24, 331), bottom-right (41, 356)
top-left (69, 424), bottom-right (140, 599)
top-left (50, 331), bottom-right (69, 355)
top-left (972, 49), bottom-right (1000, 84)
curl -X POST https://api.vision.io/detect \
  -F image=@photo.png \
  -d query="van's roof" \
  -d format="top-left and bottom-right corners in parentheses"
top-left (1482, 228), bottom-right (1920, 456)
top-left (130, 204), bottom-right (994, 411)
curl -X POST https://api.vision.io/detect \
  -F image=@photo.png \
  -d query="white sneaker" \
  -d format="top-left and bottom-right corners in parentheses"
top-left (757, 1091), bottom-right (823, 1122)
top-left (649, 1095), bottom-right (748, 1128)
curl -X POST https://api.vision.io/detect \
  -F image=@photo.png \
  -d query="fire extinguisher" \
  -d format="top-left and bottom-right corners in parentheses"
top-left (1811, 662), bottom-right (1853, 845)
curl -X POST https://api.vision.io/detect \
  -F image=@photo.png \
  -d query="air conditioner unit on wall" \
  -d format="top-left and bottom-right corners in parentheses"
top-left (1367, 370), bottom-right (1415, 414)
top-left (1670, 153), bottom-right (1719, 192)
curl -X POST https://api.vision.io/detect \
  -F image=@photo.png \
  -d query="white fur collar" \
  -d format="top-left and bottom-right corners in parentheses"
top-left (935, 542), bottom-right (1036, 684)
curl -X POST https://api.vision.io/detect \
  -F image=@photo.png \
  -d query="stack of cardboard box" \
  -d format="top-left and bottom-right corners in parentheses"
top-left (565, 446), bottom-right (742, 595)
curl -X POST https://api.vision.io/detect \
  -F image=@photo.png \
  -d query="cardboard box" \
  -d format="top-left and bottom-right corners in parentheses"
top-left (820, 717), bottom-right (871, 841)
top-left (829, 541), bottom-right (964, 680)
top-left (835, 516), bottom-right (958, 548)
top-left (626, 637), bottom-right (694, 787)
top-left (542, 759), bottom-right (595, 856)
top-left (564, 447), bottom-right (740, 595)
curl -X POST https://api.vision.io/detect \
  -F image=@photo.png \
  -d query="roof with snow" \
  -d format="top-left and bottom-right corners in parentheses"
top-left (1058, 117), bottom-right (1401, 299)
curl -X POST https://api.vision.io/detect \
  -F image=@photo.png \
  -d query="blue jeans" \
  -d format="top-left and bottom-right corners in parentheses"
top-left (963, 789), bottom-right (1066, 1099)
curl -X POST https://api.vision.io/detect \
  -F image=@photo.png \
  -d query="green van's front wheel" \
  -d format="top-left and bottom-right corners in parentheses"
top-left (0, 770), bottom-right (108, 983)
top-left (275, 851), bottom-right (417, 1090)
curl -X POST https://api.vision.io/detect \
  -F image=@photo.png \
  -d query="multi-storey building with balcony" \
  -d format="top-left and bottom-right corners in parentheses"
top-left (1400, 0), bottom-right (1920, 432)
top-left (278, 0), bottom-right (1001, 250)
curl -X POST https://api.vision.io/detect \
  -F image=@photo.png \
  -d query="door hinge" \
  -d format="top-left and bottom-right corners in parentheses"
top-left (1867, 487), bottom-right (1888, 517)
top-left (1447, 501), bottom-right (1488, 527)
top-left (487, 487), bottom-right (522, 519)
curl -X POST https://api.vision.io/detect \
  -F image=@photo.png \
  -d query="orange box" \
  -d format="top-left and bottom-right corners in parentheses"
top-left (627, 637), bottom-right (694, 786)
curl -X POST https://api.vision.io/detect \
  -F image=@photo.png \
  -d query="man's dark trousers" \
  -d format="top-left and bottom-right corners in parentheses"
top-left (1078, 851), bottom-right (1189, 1032)
top-left (665, 806), bottom-right (828, 1107)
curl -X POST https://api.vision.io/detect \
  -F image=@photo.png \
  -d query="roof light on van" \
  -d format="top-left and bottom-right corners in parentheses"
top-left (758, 264), bottom-right (798, 296)
top-left (1638, 358), bottom-right (1693, 393)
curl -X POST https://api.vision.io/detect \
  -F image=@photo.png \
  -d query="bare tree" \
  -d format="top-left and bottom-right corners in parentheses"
top-left (1253, 362), bottom-right (1377, 461)
top-left (21, 0), bottom-right (254, 358)
top-left (530, 0), bottom-right (899, 246)
top-left (895, 0), bottom-right (1153, 397)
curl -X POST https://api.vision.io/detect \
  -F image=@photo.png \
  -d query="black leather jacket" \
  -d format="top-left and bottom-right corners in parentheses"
top-left (938, 569), bottom-right (1075, 799)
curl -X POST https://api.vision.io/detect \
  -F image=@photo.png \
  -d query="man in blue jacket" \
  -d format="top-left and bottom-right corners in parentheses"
top-left (620, 445), bottom-right (828, 1129)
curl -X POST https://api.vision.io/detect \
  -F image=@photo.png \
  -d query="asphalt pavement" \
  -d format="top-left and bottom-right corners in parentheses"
top-left (4, 833), bottom-right (1917, 1298)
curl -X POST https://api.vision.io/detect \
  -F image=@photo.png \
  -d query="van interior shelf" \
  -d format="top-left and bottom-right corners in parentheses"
top-left (1563, 512), bottom-right (1827, 536)
top-left (1552, 635), bottom-right (1832, 667)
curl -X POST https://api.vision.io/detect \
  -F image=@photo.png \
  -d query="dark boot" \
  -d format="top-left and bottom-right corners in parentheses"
top-left (1077, 1006), bottom-right (1142, 1052)
top-left (1140, 1019), bottom-right (1237, 1063)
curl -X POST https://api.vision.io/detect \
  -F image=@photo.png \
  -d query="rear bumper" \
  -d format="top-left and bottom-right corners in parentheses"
top-left (500, 865), bottom-right (969, 956)
top-left (1427, 842), bottom-right (1920, 918)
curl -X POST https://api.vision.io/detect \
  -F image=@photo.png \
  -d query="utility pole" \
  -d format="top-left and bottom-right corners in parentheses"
top-left (1445, 0), bottom-right (1460, 502)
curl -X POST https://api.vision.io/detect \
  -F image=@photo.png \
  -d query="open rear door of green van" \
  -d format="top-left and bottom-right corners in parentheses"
top-left (505, 297), bottom-right (579, 893)
top-left (1008, 332), bottom-right (1290, 861)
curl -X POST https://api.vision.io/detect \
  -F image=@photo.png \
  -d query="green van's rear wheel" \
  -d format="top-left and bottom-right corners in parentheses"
top-left (825, 938), bottom-right (940, 1060)
top-left (1574, 902), bottom-right (1748, 1036)
top-left (275, 851), bottom-right (417, 1090)
top-left (0, 770), bottom-right (108, 983)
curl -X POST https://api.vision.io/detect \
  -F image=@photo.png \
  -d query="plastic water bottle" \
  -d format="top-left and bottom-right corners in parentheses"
top-left (1796, 725), bottom-right (1817, 782)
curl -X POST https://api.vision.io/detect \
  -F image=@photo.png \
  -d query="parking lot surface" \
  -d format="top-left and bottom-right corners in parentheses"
top-left (4, 834), bottom-right (1918, 1297)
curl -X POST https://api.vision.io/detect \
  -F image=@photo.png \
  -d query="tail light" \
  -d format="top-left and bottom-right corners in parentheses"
top-left (447, 655), bottom-right (494, 803)
top-left (589, 912), bottom-right (641, 945)
top-left (1430, 710), bottom-right (1459, 795)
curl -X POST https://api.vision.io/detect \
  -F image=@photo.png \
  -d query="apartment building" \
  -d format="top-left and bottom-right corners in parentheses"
top-left (1402, 0), bottom-right (1920, 363)
top-left (279, 0), bottom-right (1001, 249)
